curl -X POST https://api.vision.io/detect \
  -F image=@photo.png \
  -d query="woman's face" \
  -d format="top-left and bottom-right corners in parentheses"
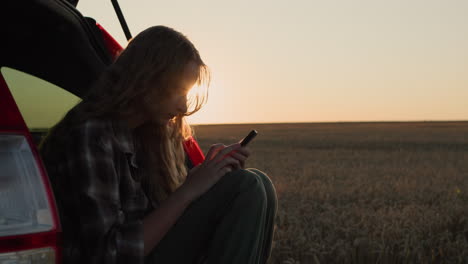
top-left (146, 61), bottom-right (199, 125)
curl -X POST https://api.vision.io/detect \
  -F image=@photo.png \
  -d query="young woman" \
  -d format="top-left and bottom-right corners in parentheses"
top-left (40, 26), bottom-right (277, 264)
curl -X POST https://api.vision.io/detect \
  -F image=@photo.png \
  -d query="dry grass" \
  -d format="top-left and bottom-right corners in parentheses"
top-left (193, 121), bottom-right (468, 264)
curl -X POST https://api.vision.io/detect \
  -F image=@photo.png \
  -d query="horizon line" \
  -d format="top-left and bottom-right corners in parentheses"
top-left (190, 119), bottom-right (468, 126)
top-left (29, 119), bottom-right (468, 131)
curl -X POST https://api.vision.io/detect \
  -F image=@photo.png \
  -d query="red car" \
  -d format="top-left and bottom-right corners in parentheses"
top-left (0, 1), bottom-right (204, 262)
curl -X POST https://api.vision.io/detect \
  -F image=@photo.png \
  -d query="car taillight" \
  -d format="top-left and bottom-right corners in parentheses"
top-left (0, 74), bottom-right (60, 263)
top-left (0, 135), bottom-right (54, 236)
top-left (0, 247), bottom-right (55, 263)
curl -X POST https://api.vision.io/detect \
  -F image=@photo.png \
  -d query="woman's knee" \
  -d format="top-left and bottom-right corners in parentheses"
top-left (246, 168), bottom-right (278, 208)
top-left (246, 169), bottom-right (276, 195)
top-left (226, 169), bottom-right (267, 200)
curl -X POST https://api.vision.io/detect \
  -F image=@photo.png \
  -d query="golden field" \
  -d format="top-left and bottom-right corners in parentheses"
top-left (193, 122), bottom-right (468, 264)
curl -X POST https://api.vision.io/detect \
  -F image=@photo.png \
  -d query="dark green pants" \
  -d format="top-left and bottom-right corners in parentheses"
top-left (145, 168), bottom-right (278, 264)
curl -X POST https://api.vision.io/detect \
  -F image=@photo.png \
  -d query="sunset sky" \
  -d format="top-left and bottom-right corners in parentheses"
top-left (5, 0), bottom-right (468, 126)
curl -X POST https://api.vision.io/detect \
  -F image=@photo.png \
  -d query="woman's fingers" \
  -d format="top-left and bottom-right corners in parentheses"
top-left (230, 152), bottom-right (247, 168)
top-left (203, 143), bottom-right (248, 171)
top-left (212, 143), bottom-right (241, 163)
top-left (205, 144), bottom-right (226, 161)
top-left (237, 147), bottom-right (251, 158)
top-left (230, 151), bottom-right (247, 162)
top-left (221, 166), bottom-right (233, 175)
top-left (215, 157), bottom-right (240, 171)
top-left (225, 143), bottom-right (250, 154)
top-left (225, 146), bottom-right (250, 159)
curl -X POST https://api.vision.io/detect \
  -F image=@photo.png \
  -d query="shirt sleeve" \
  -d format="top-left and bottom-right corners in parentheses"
top-left (66, 122), bottom-right (144, 264)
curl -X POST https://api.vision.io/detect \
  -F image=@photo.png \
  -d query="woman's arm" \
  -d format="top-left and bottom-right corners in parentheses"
top-left (143, 143), bottom-right (244, 255)
top-left (142, 185), bottom-right (193, 255)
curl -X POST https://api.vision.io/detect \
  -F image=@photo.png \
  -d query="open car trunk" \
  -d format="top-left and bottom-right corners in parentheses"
top-left (0, 0), bottom-right (114, 98)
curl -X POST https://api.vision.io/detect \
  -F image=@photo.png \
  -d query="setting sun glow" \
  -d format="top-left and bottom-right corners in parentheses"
top-left (39, 1), bottom-right (468, 124)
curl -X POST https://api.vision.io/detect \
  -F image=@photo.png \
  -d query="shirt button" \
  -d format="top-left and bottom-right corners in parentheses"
top-left (117, 210), bottom-right (125, 223)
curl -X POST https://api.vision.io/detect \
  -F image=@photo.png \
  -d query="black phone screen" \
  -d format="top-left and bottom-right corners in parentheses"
top-left (240, 130), bottom-right (258, 146)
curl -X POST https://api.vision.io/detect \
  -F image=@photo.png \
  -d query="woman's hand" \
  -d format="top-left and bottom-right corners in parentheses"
top-left (227, 144), bottom-right (251, 169)
top-left (179, 143), bottom-right (242, 201)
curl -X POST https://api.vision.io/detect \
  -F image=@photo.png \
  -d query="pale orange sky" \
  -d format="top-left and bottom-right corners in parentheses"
top-left (6, 0), bottom-right (467, 127)
top-left (79, 0), bottom-right (468, 125)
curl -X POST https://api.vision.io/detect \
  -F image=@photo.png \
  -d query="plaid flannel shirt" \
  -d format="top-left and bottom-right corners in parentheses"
top-left (42, 118), bottom-right (149, 264)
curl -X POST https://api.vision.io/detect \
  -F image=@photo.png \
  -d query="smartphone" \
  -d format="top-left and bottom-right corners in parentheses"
top-left (240, 130), bottom-right (258, 147)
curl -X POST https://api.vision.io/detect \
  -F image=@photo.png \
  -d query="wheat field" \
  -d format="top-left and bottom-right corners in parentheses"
top-left (192, 122), bottom-right (468, 264)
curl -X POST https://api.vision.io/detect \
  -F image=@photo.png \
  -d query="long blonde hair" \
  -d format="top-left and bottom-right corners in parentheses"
top-left (40, 26), bottom-right (209, 205)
